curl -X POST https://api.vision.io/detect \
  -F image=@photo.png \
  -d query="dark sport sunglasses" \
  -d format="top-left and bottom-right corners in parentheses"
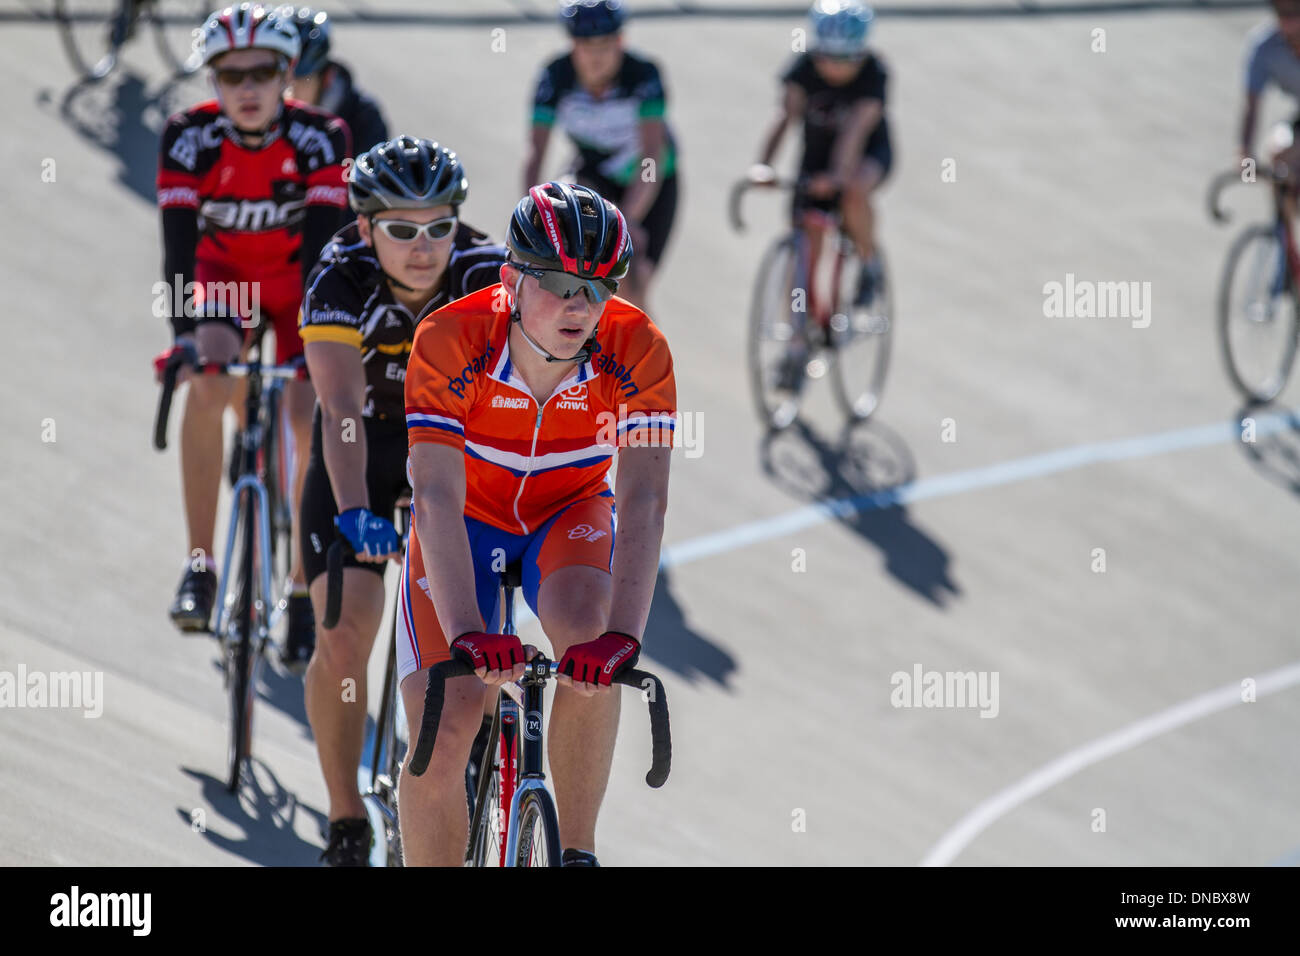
top-left (372, 216), bottom-right (458, 242)
top-left (514, 265), bottom-right (618, 304)
top-left (213, 63), bottom-right (285, 87)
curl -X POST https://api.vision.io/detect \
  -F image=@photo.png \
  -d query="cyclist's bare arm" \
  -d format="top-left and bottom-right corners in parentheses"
top-left (523, 124), bottom-right (551, 194)
top-left (1240, 91), bottom-right (1261, 162)
top-left (605, 445), bottom-right (671, 641)
top-left (305, 341), bottom-right (371, 513)
top-left (621, 118), bottom-right (669, 223)
top-left (408, 442), bottom-right (496, 650)
top-left (828, 98), bottom-right (881, 185)
top-left (757, 83), bottom-right (805, 168)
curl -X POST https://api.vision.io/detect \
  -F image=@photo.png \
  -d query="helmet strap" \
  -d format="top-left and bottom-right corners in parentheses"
top-left (509, 274), bottom-right (594, 364)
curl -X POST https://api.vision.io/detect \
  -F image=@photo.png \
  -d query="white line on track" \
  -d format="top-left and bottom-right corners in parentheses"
top-left (657, 412), bottom-right (1295, 568)
top-left (920, 660), bottom-right (1300, 866)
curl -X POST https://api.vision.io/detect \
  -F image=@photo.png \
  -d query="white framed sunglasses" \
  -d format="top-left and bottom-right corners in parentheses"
top-left (371, 216), bottom-right (458, 242)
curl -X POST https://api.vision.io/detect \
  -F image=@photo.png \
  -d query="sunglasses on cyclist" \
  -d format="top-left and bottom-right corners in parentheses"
top-left (514, 265), bottom-right (619, 304)
top-left (213, 63), bottom-right (284, 87)
top-left (371, 216), bottom-right (458, 243)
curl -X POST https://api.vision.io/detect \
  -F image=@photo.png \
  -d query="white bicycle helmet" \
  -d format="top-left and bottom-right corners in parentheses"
top-left (200, 3), bottom-right (301, 68)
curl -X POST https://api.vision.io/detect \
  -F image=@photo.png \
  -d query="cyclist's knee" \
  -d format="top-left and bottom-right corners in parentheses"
top-left (312, 616), bottom-right (376, 675)
top-left (195, 321), bottom-right (240, 364)
top-left (538, 603), bottom-right (611, 657)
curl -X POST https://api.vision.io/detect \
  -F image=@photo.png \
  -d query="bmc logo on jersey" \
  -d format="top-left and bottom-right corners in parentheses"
top-left (168, 123), bottom-right (226, 171)
top-left (287, 120), bottom-right (338, 167)
top-left (566, 523), bottom-right (606, 542)
top-left (201, 193), bottom-right (305, 232)
top-left (556, 383), bottom-right (588, 411)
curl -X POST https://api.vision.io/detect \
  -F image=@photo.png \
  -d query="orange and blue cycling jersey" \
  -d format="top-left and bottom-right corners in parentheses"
top-left (404, 283), bottom-right (677, 535)
top-left (396, 283), bottom-right (675, 678)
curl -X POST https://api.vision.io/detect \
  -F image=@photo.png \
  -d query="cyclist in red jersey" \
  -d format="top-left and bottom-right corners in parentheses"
top-left (400, 181), bottom-right (676, 866)
top-left (156, 3), bottom-right (349, 660)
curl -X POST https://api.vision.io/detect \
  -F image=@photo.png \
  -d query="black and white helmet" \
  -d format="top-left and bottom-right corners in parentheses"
top-left (200, 3), bottom-right (301, 67)
top-left (348, 135), bottom-right (469, 215)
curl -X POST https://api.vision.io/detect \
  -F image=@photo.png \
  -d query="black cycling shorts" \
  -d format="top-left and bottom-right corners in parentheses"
top-left (795, 134), bottom-right (893, 216)
top-left (299, 406), bottom-right (410, 586)
top-left (578, 170), bottom-right (679, 267)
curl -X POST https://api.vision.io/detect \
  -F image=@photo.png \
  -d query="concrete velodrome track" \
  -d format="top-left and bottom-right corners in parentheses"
top-left (1, 0), bottom-right (1298, 866)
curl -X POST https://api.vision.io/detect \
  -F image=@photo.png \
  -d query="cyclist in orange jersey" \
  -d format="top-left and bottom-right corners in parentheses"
top-left (399, 181), bottom-right (675, 867)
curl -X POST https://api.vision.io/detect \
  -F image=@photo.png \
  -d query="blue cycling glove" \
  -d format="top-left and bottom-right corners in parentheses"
top-left (334, 507), bottom-right (400, 558)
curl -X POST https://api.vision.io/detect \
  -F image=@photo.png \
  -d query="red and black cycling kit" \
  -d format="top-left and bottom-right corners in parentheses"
top-left (156, 99), bottom-right (350, 362)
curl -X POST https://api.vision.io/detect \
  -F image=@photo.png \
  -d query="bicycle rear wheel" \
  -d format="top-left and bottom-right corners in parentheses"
top-left (55, 0), bottom-right (127, 82)
top-left (1219, 223), bottom-right (1300, 404)
top-left (513, 789), bottom-right (562, 867)
top-left (830, 242), bottom-right (893, 421)
top-left (224, 489), bottom-right (257, 793)
top-left (149, 0), bottom-right (207, 76)
top-left (748, 236), bottom-right (807, 431)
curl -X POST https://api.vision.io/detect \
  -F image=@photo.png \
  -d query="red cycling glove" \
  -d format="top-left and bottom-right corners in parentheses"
top-left (451, 631), bottom-right (524, 674)
top-left (558, 631), bottom-right (641, 687)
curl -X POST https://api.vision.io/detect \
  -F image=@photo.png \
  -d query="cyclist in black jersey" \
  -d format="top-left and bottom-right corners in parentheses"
top-left (523, 0), bottom-right (678, 312)
top-left (284, 6), bottom-right (390, 172)
top-left (752, 0), bottom-right (891, 306)
top-left (298, 135), bottom-right (506, 866)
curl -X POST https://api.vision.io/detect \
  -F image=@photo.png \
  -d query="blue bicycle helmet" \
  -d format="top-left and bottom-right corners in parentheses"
top-left (286, 6), bottom-right (331, 77)
top-left (560, 0), bottom-right (625, 38)
top-left (808, 0), bottom-right (873, 58)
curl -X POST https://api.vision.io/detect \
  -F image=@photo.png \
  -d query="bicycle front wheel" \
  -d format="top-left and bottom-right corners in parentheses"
top-left (224, 489), bottom-right (257, 793)
top-left (1219, 223), bottom-right (1300, 404)
top-left (149, 0), bottom-right (207, 76)
top-left (513, 789), bottom-right (562, 867)
top-left (748, 236), bottom-right (806, 431)
top-left (55, 0), bottom-right (126, 82)
top-left (830, 243), bottom-right (893, 421)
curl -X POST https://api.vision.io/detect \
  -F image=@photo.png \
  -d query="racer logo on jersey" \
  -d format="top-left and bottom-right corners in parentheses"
top-left (491, 395), bottom-right (530, 409)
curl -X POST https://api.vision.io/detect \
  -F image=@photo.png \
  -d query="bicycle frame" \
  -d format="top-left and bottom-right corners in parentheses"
top-left (212, 372), bottom-right (288, 641)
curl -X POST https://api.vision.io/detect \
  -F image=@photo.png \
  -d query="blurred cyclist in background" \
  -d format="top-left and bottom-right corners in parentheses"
top-left (751, 0), bottom-right (891, 308)
top-left (157, 3), bottom-right (349, 667)
top-left (284, 6), bottom-right (389, 165)
top-left (1240, 0), bottom-right (1300, 204)
top-left (523, 0), bottom-right (678, 311)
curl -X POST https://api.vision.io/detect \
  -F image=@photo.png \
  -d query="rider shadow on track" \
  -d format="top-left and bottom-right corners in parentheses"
top-left (758, 418), bottom-right (960, 607)
top-left (1232, 400), bottom-right (1300, 494)
top-left (640, 568), bottom-right (738, 691)
top-left (177, 761), bottom-right (328, 866)
top-left (46, 71), bottom-right (197, 205)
